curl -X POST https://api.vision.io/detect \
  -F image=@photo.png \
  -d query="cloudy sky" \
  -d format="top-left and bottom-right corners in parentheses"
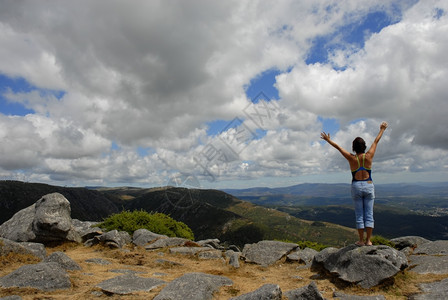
top-left (1, 0), bottom-right (447, 189)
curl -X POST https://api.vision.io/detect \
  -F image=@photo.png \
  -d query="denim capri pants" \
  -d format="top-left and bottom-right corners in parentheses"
top-left (351, 181), bottom-right (375, 229)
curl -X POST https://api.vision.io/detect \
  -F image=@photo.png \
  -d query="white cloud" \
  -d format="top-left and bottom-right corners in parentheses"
top-left (1, 0), bottom-right (447, 186)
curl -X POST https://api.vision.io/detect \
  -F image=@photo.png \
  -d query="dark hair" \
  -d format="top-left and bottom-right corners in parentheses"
top-left (352, 137), bottom-right (366, 154)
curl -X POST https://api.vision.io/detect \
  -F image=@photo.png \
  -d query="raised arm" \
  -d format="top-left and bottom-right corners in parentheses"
top-left (366, 122), bottom-right (388, 158)
top-left (320, 132), bottom-right (352, 161)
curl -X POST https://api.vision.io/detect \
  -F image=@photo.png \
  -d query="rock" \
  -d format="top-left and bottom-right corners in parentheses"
top-left (197, 239), bottom-right (223, 249)
top-left (169, 246), bottom-right (212, 255)
top-left (410, 277), bottom-right (448, 299)
top-left (133, 229), bottom-right (167, 247)
top-left (96, 273), bottom-right (165, 295)
top-left (0, 193), bottom-right (81, 244)
top-left (154, 272), bottom-right (233, 300)
top-left (99, 230), bottom-right (131, 248)
top-left (0, 205), bottom-right (36, 242)
top-left (0, 262), bottom-right (71, 291)
top-left (32, 193), bottom-right (81, 243)
top-left (0, 238), bottom-right (46, 259)
top-left (198, 249), bottom-right (223, 260)
top-left (85, 258), bottom-right (112, 265)
top-left (413, 240), bottom-right (448, 255)
top-left (0, 296), bottom-right (23, 300)
top-left (390, 236), bottom-right (430, 250)
top-left (287, 247), bottom-right (318, 265)
top-left (333, 292), bottom-right (386, 299)
top-left (228, 245), bottom-right (241, 252)
top-left (284, 281), bottom-right (324, 300)
top-left (43, 251), bottom-right (81, 270)
top-left (311, 244), bottom-right (408, 288)
top-left (242, 240), bottom-right (298, 266)
top-left (226, 250), bottom-right (241, 268)
top-left (409, 255), bottom-right (448, 274)
top-left (230, 284), bottom-right (282, 300)
top-left (145, 237), bottom-right (189, 250)
top-left (71, 219), bottom-right (101, 240)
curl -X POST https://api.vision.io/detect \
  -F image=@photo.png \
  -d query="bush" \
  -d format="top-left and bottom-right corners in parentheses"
top-left (296, 240), bottom-right (328, 251)
top-left (97, 210), bottom-right (194, 240)
top-left (371, 235), bottom-right (395, 248)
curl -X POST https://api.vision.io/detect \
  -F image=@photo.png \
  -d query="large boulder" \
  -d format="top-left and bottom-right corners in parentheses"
top-left (96, 274), bottom-right (165, 295)
top-left (0, 193), bottom-right (81, 244)
top-left (242, 240), bottom-right (298, 266)
top-left (311, 245), bottom-right (408, 289)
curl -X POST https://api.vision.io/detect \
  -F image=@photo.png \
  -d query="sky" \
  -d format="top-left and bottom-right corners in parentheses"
top-left (1, 0), bottom-right (448, 189)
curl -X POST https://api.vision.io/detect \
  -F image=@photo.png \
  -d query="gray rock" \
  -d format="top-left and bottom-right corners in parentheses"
top-left (96, 273), bottom-right (165, 295)
top-left (85, 258), bottom-right (112, 265)
top-left (71, 219), bottom-right (101, 240)
top-left (409, 255), bottom-right (448, 274)
top-left (32, 193), bottom-right (81, 243)
top-left (169, 246), bottom-right (211, 255)
top-left (287, 247), bottom-right (318, 265)
top-left (99, 230), bottom-right (131, 248)
top-left (197, 239), bottom-right (222, 249)
top-left (311, 244), bottom-right (408, 288)
top-left (242, 240), bottom-right (298, 266)
top-left (390, 236), bottom-right (430, 250)
top-left (133, 229), bottom-right (167, 247)
top-left (410, 277), bottom-right (448, 299)
top-left (413, 240), bottom-right (448, 255)
top-left (43, 251), bottom-right (81, 270)
top-left (0, 238), bottom-right (46, 259)
top-left (154, 272), bottom-right (233, 300)
top-left (0, 296), bottom-right (23, 300)
top-left (333, 292), bottom-right (386, 299)
top-left (198, 249), bottom-right (223, 260)
top-left (226, 250), bottom-right (241, 268)
top-left (0, 193), bottom-right (81, 244)
top-left (284, 281), bottom-right (324, 300)
top-left (230, 284), bottom-right (282, 300)
top-left (0, 262), bottom-right (71, 291)
top-left (0, 205), bottom-right (36, 242)
top-left (146, 237), bottom-right (189, 250)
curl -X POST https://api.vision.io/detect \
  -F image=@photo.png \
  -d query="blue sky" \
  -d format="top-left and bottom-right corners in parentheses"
top-left (1, 0), bottom-right (448, 188)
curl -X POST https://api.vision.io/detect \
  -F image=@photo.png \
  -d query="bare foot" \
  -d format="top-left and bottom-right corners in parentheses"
top-left (355, 241), bottom-right (365, 246)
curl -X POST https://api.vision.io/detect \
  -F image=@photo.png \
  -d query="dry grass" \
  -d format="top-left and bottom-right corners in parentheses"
top-left (1, 244), bottom-right (448, 299)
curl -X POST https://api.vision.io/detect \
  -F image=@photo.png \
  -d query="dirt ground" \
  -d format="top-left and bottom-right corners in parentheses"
top-left (1, 243), bottom-right (448, 299)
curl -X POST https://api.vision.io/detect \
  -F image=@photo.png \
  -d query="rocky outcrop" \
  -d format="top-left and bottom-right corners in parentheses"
top-left (0, 262), bottom-right (71, 291)
top-left (0, 237), bottom-right (46, 259)
top-left (96, 274), bottom-right (165, 295)
top-left (311, 244), bottom-right (408, 288)
top-left (0, 193), bottom-right (82, 244)
top-left (242, 240), bottom-right (298, 266)
top-left (153, 273), bottom-right (233, 300)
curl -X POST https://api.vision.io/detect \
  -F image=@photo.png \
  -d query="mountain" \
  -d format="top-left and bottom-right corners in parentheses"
top-left (223, 182), bottom-right (448, 240)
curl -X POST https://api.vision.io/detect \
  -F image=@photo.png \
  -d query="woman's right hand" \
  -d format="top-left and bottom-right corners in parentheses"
top-left (380, 122), bottom-right (388, 130)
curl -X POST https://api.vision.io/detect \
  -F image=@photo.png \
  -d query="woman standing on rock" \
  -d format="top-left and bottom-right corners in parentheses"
top-left (320, 122), bottom-right (388, 246)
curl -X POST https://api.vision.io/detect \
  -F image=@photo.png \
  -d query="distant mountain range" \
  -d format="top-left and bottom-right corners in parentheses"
top-left (223, 182), bottom-right (448, 240)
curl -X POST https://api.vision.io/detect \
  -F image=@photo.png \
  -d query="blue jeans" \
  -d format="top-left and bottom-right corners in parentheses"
top-left (351, 181), bottom-right (375, 229)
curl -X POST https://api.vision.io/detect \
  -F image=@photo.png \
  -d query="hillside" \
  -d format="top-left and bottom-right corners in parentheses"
top-left (224, 182), bottom-right (448, 241)
top-left (0, 181), bottom-right (123, 224)
top-left (99, 186), bottom-right (357, 247)
top-left (0, 181), bottom-right (357, 248)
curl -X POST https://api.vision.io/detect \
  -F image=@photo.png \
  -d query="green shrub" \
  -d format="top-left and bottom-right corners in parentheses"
top-left (371, 235), bottom-right (395, 248)
top-left (97, 210), bottom-right (194, 240)
top-left (296, 240), bottom-right (328, 251)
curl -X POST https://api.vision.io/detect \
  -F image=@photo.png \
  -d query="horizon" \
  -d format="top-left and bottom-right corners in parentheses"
top-left (1, 1), bottom-right (448, 189)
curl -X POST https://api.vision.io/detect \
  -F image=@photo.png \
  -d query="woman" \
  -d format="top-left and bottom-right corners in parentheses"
top-left (320, 122), bottom-right (388, 246)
